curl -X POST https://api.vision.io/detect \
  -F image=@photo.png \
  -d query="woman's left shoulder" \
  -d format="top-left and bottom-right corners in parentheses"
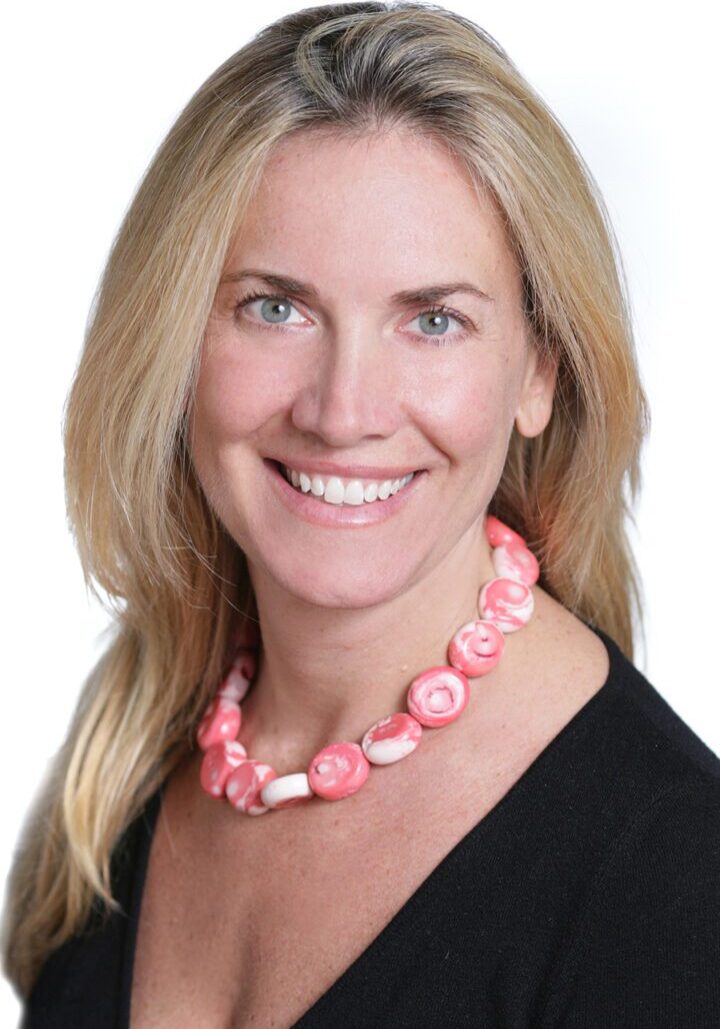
top-left (540, 773), bottom-right (720, 1027)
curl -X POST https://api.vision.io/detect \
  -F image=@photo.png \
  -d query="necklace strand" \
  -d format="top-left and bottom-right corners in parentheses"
top-left (196, 514), bottom-right (539, 814)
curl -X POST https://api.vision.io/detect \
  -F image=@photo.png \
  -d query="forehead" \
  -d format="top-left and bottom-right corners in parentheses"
top-left (225, 126), bottom-right (520, 303)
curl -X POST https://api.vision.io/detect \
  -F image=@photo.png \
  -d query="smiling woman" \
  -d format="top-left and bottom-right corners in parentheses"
top-left (4, 3), bottom-right (720, 1028)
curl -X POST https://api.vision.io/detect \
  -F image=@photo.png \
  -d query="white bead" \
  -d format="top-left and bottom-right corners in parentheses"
top-left (260, 772), bottom-right (313, 809)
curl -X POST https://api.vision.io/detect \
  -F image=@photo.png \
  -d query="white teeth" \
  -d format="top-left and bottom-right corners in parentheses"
top-left (280, 464), bottom-right (416, 505)
top-left (328, 478), bottom-right (364, 505)
top-left (364, 481), bottom-right (379, 502)
top-left (323, 477), bottom-right (343, 504)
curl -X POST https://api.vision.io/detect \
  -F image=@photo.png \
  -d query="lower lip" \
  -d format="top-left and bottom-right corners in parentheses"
top-left (263, 460), bottom-right (428, 528)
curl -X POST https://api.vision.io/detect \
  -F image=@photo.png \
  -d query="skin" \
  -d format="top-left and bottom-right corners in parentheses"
top-left (187, 124), bottom-right (558, 773)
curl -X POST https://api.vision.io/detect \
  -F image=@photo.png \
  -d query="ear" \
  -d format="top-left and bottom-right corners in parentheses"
top-left (514, 342), bottom-right (558, 439)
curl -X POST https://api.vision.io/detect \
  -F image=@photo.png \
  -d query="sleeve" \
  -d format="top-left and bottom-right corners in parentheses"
top-left (544, 777), bottom-right (720, 1029)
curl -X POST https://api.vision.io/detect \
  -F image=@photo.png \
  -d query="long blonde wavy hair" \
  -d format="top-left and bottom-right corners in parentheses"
top-left (3, 0), bottom-right (650, 997)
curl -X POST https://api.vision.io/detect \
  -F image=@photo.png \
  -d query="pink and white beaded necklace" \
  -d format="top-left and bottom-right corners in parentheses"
top-left (196, 514), bottom-right (539, 815)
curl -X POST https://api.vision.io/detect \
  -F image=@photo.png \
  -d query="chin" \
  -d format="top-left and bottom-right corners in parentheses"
top-left (259, 555), bottom-right (417, 611)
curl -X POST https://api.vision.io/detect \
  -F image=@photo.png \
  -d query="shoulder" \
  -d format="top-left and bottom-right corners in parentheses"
top-left (526, 595), bottom-right (720, 1024)
top-left (22, 791), bottom-right (161, 1028)
top-left (540, 775), bottom-right (720, 1027)
top-left (588, 774), bottom-right (720, 912)
top-left (524, 586), bottom-right (611, 692)
top-left (530, 586), bottom-right (720, 783)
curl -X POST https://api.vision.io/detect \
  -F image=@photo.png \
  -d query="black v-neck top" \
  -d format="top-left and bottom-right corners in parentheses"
top-left (21, 626), bottom-right (720, 1028)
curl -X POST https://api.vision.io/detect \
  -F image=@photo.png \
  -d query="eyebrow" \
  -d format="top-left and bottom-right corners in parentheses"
top-left (219, 268), bottom-right (494, 305)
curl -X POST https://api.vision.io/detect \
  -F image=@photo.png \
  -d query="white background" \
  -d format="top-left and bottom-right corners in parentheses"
top-left (2, 1), bottom-right (718, 1023)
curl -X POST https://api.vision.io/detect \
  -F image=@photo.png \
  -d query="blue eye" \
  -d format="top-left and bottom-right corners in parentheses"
top-left (408, 306), bottom-right (471, 346)
top-left (235, 292), bottom-right (305, 326)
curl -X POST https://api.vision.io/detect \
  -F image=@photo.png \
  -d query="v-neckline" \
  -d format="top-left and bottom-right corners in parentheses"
top-left (118, 624), bottom-right (623, 1029)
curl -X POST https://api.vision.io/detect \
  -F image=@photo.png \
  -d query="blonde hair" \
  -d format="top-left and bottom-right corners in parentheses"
top-left (3, 0), bottom-right (649, 996)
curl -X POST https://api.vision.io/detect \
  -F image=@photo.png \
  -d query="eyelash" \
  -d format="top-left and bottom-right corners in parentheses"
top-left (232, 290), bottom-right (473, 347)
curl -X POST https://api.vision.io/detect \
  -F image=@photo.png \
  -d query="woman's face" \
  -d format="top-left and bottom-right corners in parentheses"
top-left (188, 126), bottom-right (555, 608)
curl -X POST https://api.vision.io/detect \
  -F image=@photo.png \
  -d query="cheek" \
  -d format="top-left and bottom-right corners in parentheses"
top-left (415, 358), bottom-right (515, 469)
top-left (191, 334), bottom-right (301, 455)
top-left (185, 342), bottom-right (283, 517)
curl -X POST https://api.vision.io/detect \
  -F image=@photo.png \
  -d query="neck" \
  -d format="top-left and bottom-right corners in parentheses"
top-left (237, 520), bottom-right (500, 771)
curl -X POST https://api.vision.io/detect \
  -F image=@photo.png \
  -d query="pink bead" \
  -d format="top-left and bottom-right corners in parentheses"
top-left (307, 742), bottom-right (370, 800)
top-left (485, 514), bottom-right (525, 548)
top-left (200, 740), bottom-right (248, 798)
top-left (406, 667), bottom-right (470, 727)
top-left (260, 772), bottom-right (314, 809)
top-left (479, 577), bottom-right (534, 633)
top-left (218, 647), bottom-right (257, 703)
top-left (447, 620), bottom-right (505, 676)
top-left (361, 712), bottom-right (423, 765)
top-left (492, 541), bottom-right (540, 587)
top-left (196, 696), bottom-right (241, 751)
top-left (225, 759), bottom-right (277, 815)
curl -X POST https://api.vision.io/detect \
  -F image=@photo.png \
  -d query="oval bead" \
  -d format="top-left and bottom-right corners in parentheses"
top-left (361, 712), bottom-right (423, 765)
top-left (200, 740), bottom-right (248, 798)
top-left (485, 514), bottom-right (525, 548)
top-left (225, 759), bottom-right (277, 815)
top-left (447, 620), bottom-right (505, 676)
top-left (260, 772), bottom-right (314, 809)
top-left (479, 577), bottom-right (534, 633)
top-left (196, 696), bottom-right (242, 751)
top-left (406, 668), bottom-right (469, 727)
top-left (218, 649), bottom-right (257, 704)
top-left (218, 667), bottom-right (252, 705)
top-left (307, 742), bottom-right (370, 800)
top-left (492, 541), bottom-right (540, 587)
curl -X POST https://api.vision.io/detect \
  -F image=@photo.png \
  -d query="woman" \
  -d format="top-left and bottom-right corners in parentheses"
top-left (4, 2), bottom-right (719, 1026)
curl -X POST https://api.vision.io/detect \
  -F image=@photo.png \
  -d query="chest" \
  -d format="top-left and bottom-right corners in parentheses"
top-left (128, 739), bottom-right (539, 1029)
top-left (128, 622), bottom-right (609, 1029)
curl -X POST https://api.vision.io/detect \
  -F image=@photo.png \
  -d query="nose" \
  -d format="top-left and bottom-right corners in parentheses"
top-left (289, 321), bottom-right (403, 447)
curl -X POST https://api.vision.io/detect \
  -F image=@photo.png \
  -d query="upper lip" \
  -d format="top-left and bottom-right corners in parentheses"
top-left (267, 457), bottom-right (424, 479)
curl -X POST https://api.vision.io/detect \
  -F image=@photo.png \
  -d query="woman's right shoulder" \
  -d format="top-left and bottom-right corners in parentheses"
top-left (22, 788), bottom-right (162, 1029)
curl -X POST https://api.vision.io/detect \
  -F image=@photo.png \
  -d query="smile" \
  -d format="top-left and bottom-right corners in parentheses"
top-left (279, 462), bottom-right (417, 506)
top-left (263, 460), bottom-right (427, 528)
